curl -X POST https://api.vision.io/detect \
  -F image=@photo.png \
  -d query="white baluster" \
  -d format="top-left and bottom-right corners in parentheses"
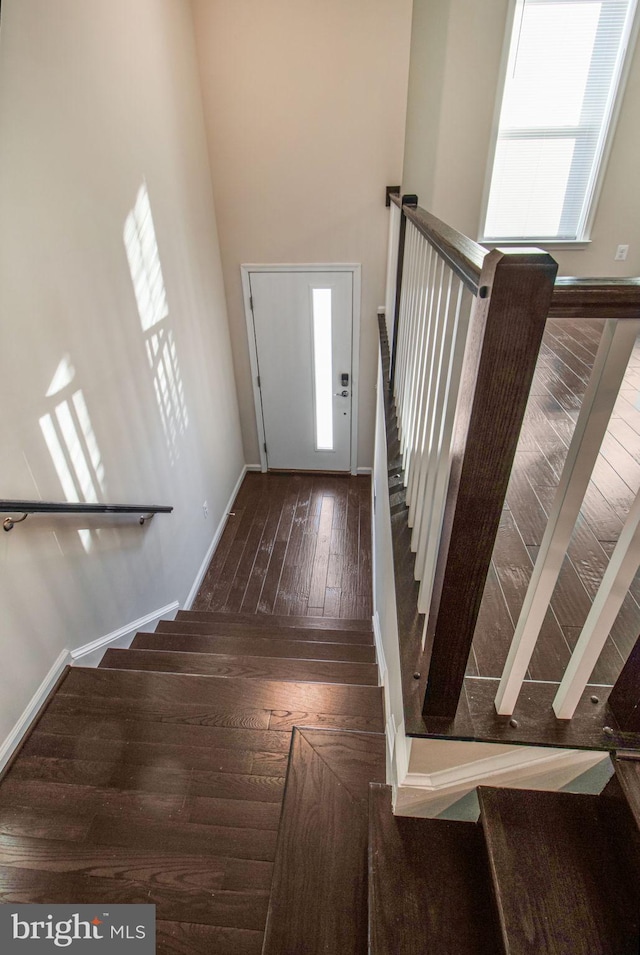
top-left (406, 259), bottom-right (448, 533)
top-left (384, 203), bottom-right (400, 344)
top-left (403, 242), bottom-right (433, 480)
top-left (416, 283), bottom-right (473, 612)
top-left (553, 486), bottom-right (640, 718)
top-left (395, 226), bottom-right (417, 435)
top-left (495, 318), bottom-right (640, 716)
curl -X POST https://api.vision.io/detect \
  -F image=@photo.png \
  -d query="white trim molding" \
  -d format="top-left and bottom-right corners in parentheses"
top-left (70, 601), bottom-right (180, 667)
top-left (183, 465), bottom-right (247, 610)
top-left (0, 650), bottom-right (71, 773)
top-left (0, 467), bottom-right (248, 775)
top-left (394, 740), bottom-right (608, 819)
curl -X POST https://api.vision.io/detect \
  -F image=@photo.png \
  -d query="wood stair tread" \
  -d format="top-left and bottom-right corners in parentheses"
top-left (21, 730), bottom-right (290, 779)
top-left (133, 630), bottom-right (375, 663)
top-left (0, 865), bottom-right (270, 928)
top-left (99, 648), bottom-right (379, 686)
top-left (159, 619), bottom-right (373, 645)
top-left (157, 920), bottom-right (263, 955)
top-left (263, 728), bottom-right (385, 955)
top-left (59, 667), bottom-right (384, 723)
top-left (176, 610), bottom-right (371, 633)
top-left (479, 786), bottom-right (639, 954)
top-left (34, 711), bottom-right (292, 752)
top-left (368, 784), bottom-right (500, 955)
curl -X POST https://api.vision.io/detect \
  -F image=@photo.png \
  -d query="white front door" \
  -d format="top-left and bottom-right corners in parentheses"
top-left (248, 270), bottom-right (354, 471)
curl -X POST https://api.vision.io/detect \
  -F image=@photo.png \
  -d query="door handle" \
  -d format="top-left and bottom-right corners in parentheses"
top-left (334, 390), bottom-right (349, 397)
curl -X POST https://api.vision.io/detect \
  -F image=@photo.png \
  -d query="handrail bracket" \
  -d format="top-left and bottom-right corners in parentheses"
top-left (3, 514), bottom-right (29, 532)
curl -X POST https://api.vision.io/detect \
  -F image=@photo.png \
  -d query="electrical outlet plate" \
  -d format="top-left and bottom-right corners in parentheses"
top-left (615, 244), bottom-right (629, 261)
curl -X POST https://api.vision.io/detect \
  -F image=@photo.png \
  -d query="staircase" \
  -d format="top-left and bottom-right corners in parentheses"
top-left (2, 609), bottom-right (640, 953)
top-left (368, 768), bottom-right (640, 954)
top-left (0, 609), bottom-right (383, 954)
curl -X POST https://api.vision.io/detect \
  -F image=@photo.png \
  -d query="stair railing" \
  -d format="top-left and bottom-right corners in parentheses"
top-left (385, 191), bottom-right (640, 732)
top-left (496, 282), bottom-right (640, 719)
top-left (1, 499), bottom-right (173, 531)
top-left (386, 193), bottom-right (557, 720)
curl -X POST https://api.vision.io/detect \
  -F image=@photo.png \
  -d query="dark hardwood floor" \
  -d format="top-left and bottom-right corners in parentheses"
top-left (471, 319), bottom-right (640, 686)
top-left (192, 472), bottom-right (373, 620)
top-left (0, 474), bottom-right (379, 954)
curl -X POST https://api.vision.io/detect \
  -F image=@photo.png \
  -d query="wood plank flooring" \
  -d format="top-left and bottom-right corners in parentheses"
top-left (192, 473), bottom-right (373, 620)
top-left (471, 319), bottom-right (640, 685)
top-left (0, 469), bottom-right (377, 952)
top-left (263, 729), bottom-right (386, 955)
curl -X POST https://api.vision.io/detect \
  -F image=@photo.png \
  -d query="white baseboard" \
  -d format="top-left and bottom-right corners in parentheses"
top-left (0, 466), bottom-right (250, 775)
top-left (357, 467), bottom-right (372, 475)
top-left (0, 649), bottom-right (70, 773)
top-left (245, 463), bottom-right (262, 472)
top-left (183, 465), bottom-right (247, 610)
top-left (70, 601), bottom-right (180, 667)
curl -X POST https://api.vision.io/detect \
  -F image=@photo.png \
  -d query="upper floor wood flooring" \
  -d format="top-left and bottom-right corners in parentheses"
top-left (471, 318), bottom-right (640, 686)
top-left (193, 472), bottom-right (373, 621)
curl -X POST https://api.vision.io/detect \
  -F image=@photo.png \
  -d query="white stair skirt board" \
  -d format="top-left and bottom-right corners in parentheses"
top-left (0, 650), bottom-right (71, 774)
top-left (393, 738), bottom-right (608, 819)
top-left (0, 599), bottom-right (180, 772)
top-left (0, 469), bottom-right (248, 773)
top-left (372, 613), bottom-right (388, 691)
top-left (183, 465), bottom-right (248, 610)
top-left (70, 601), bottom-right (180, 668)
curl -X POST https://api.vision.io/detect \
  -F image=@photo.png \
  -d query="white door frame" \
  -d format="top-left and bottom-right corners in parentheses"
top-left (241, 263), bottom-right (362, 475)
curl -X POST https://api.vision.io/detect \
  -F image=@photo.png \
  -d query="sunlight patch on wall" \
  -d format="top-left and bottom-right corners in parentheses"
top-left (124, 183), bottom-right (188, 465)
top-left (39, 355), bottom-right (106, 552)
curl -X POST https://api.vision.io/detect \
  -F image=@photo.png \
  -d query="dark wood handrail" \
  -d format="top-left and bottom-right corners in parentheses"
top-left (390, 193), bottom-right (640, 317)
top-left (390, 193), bottom-right (485, 295)
top-left (549, 277), bottom-right (640, 319)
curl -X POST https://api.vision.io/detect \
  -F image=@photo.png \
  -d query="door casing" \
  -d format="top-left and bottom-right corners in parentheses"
top-left (241, 263), bottom-right (362, 474)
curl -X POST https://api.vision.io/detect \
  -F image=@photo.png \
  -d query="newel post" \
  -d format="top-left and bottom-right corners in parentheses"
top-left (608, 635), bottom-right (640, 731)
top-left (422, 248), bottom-right (558, 720)
top-left (389, 194), bottom-right (418, 390)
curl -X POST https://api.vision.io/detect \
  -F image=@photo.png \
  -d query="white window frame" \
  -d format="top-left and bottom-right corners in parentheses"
top-left (479, 0), bottom-right (640, 248)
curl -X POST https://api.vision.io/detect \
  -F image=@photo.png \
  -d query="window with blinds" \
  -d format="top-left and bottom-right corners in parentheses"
top-left (481, 0), bottom-right (637, 243)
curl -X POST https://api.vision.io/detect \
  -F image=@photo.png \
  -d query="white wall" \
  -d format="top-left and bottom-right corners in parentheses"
top-left (402, 0), bottom-right (640, 276)
top-left (191, 0), bottom-right (413, 467)
top-left (0, 0), bottom-right (244, 750)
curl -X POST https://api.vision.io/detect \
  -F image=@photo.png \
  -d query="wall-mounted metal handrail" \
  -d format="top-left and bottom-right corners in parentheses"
top-left (1, 500), bottom-right (173, 531)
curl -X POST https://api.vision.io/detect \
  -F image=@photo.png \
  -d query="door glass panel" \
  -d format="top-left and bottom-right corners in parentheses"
top-left (312, 288), bottom-right (333, 451)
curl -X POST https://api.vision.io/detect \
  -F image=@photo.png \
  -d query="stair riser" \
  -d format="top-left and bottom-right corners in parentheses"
top-left (100, 648), bottom-right (379, 686)
top-left (159, 620), bottom-right (373, 646)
